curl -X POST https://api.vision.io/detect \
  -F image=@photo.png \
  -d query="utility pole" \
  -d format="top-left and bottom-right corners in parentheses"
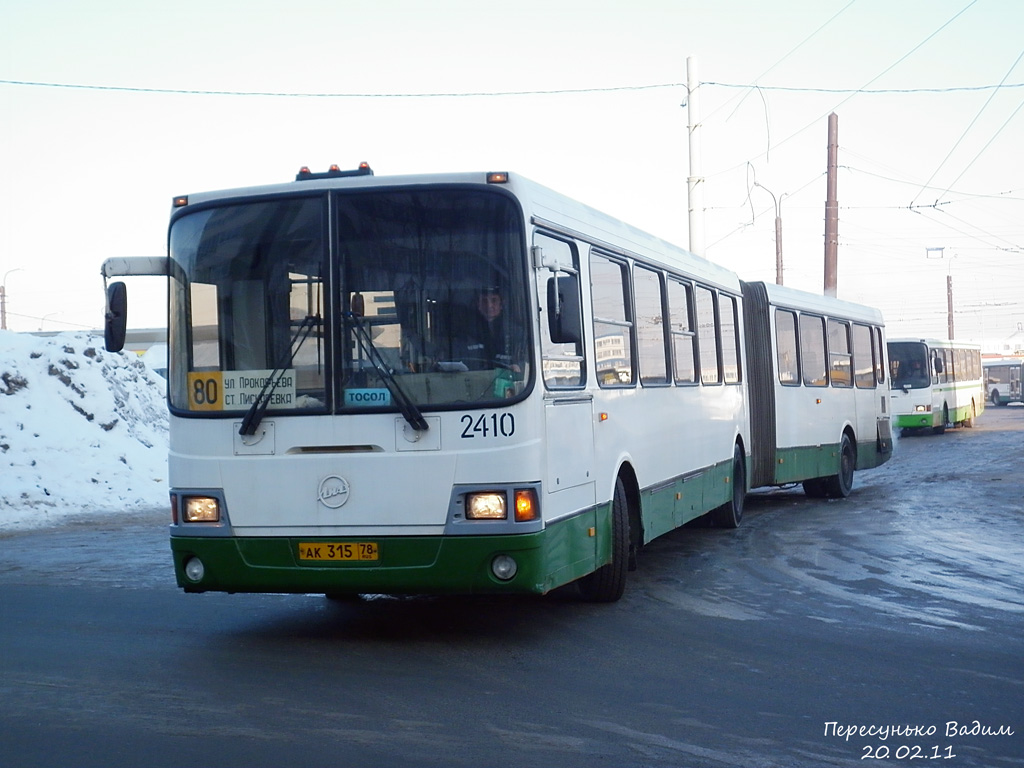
top-left (823, 112), bottom-right (839, 297)
top-left (686, 55), bottom-right (705, 257)
top-left (947, 274), bottom-right (955, 339)
top-left (1, 268), bottom-right (23, 331)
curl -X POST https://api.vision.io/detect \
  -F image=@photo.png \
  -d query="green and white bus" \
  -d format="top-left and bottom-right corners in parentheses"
top-left (984, 358), bottom-right (1024, 406)
top-left (103, 165), bottom-right (891, 602)
top-left (888, 338), bottom-right (984, 433)
top-left (742, 282), bottom-right (892, 498)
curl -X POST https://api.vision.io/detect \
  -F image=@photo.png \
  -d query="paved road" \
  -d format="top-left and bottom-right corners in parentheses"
top-left (2, 407), bottom-right (1022, 767)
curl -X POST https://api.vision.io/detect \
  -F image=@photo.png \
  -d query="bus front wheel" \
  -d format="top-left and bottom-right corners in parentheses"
top-left (578, 478), bottom-right (628, 603)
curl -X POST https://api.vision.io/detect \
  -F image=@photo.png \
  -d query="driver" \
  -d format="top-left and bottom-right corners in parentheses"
top-left (458, 285), bottom-right (522, 371)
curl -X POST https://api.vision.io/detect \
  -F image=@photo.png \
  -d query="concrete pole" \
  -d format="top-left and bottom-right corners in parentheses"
top-left (824, 112), bottom-right (839, 297)
top-left (947, 274), bottom-right (955, 339)
top-left (686, 55), bottom-right (705, 257)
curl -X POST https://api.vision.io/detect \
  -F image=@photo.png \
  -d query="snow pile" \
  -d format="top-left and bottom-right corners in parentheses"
top-left (0, 330), bottom-right (169, 531)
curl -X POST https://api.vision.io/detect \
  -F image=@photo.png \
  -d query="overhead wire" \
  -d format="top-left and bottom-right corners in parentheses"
top-left (910, 46), bottom-right (1024, 206)
top-left (710, 0), bottom-right (983, 180)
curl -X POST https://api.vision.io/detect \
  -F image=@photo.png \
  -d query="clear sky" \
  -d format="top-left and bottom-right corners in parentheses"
top-left (2, 0), bottom-right (1022, 348)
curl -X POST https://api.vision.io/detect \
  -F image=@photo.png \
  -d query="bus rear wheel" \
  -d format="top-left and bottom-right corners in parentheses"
top-left (578, 478), bottom-right (628, 603)
top-left (963, 401), bottom-right (976, 428)
top-left (823, 433), bottom-right (856, 498)
top-left (710, 445), bottom-right (746, 528)
top-left (804, 434), bottom-right (855, 499)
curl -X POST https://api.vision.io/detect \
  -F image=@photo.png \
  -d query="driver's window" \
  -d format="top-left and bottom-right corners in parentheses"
top-left (535, 232), bottom-right (585, 388)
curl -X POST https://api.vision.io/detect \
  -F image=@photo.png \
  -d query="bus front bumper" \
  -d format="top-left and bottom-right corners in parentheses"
top-left (170, 517), bottom-right (598, 597)
top-left (894, 413), bottom-right (933, 429)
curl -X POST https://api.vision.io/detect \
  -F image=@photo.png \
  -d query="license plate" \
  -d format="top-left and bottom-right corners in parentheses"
top-left (298, 542), bottom-right (379, 562)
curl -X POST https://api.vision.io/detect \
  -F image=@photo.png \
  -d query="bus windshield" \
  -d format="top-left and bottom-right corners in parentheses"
top-left (888, 341), bottom-right (930, 389)
top-left (167, 187), bottom-right (531, 416)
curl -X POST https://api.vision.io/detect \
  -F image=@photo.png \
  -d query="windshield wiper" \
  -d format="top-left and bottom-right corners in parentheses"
top-left (238, 315), bottom-right (318, 436)
top-left (345, 312), bottom-right (429, 432)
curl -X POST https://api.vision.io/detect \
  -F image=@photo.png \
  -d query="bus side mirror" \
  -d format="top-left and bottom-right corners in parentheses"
top-left (933, 357), bottom-right (944, 374)
top-left (105, 281), bottom-right (128, 352)
top-left (547, 274), bottom-right (582, 345)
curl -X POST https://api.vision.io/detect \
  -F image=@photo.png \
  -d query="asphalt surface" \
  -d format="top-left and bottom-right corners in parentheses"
top-left (2, 406), bottom-right (1022, 767)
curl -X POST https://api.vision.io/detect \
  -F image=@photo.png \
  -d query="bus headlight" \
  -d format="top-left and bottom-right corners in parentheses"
top-left (914, 404), bottom-right (931, 412)
top-left (491, 554), bottom-right (518, 581)
top-left (183, 496), bottom-right (220, 522)
top-left (466, 492), bottom-right (506, 520)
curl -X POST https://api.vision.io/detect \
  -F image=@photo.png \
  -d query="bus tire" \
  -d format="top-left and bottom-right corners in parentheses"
top-left (822, 433), bottom-right (856, 498)
top-left (963, 401), bottom-right (976, 428)
top-left (802, 477), bottom-right (828, 498)
top-left (578, 477), bottom-right (628, 603)
top-left (710, 445), bottom-right (746, 528)
top-left (933, 405), bottom-right (948, 435)
top-left (991, 389), bottom-right (1003, 406)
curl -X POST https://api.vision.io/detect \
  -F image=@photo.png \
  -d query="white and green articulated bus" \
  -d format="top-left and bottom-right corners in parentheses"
top-left (888, 338), bottom-right (984, 433)
top-left (102, 165), bottom-right (890, 602)
top-left (741, 281), bottom-right (893, 498)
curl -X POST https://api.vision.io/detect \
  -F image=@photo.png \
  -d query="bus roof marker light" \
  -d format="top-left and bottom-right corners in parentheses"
top-left (295, 163), bottom-right (374, 181)
top-left (173, 196), bottom-right (188, 208)
top-left (486, 172), bottom-right (509, 184)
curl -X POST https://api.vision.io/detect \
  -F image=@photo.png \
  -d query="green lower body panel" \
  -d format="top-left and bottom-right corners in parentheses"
top-left (639, 456), bottom-right (735, 543)
top-left (772, 443), bottom-right (841, 485)
top-left (171, 510), bottom-right (601, 596)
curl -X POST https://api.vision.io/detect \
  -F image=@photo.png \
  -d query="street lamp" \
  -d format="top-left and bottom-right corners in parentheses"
top-left (754, 183), bottom-right (786, 285)
top-left (39, 312), bottom-right (60, 331)
top-left (1, 268), bottom-right (24, 331)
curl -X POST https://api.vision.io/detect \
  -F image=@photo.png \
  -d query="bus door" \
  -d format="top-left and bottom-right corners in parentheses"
top-left (534, 232), bottom-right (596, 507)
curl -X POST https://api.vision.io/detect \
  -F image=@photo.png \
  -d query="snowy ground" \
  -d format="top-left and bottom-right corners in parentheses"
top-left (0, 330), bottom-right (168, 531)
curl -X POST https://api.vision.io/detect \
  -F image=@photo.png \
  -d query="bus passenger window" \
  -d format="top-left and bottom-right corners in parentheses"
top-left (873, 327), bottom-right (886, 384)
top-left (853, 323), bottom-right (875, 388)
top-left (696, 286), bottom-right (720, 384)
top-left (590, 253), bottom-right (634, 387)
top-left (634, 265), bottom-right (668, 385)
top-left (800, 314), bottom-right (827, 387)
top-left (721, 294), bottom-right (741, 384)
top-left (668, 279), bottom-right (697, 384)
top-left (828, 319), bottom-right (852, 388)
top-left (775, 309), bottom-right (799, 385)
